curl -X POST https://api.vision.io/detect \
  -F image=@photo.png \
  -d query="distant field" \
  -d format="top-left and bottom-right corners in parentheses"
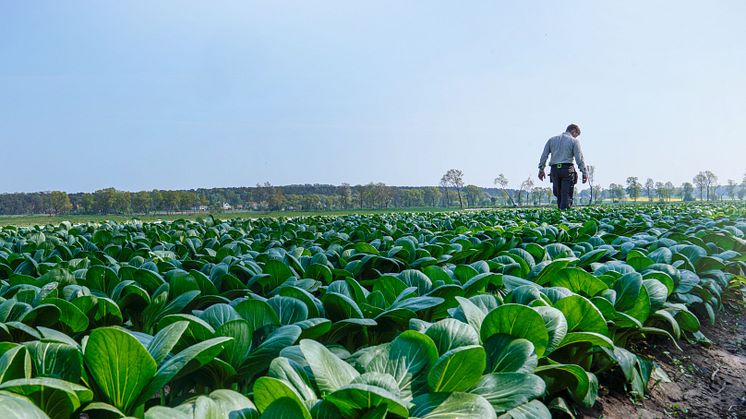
top-left (617, 197), bottom-right (683, 202)
top-left (0, 207), bottom-right (456, 227)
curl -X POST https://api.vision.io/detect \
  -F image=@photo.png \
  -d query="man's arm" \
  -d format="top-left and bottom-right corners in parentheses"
top-left (538, 139), bottom-right (551, 180)
top-left (573, 139), bottom-right (588, 183)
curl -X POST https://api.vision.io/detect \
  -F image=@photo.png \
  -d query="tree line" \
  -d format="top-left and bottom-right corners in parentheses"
top-left (1, 169), bottom-right (744, 216)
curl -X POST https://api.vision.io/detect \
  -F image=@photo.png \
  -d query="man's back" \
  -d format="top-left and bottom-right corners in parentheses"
top-left (539, 132), bottom-right (586, 173)
top-left (537, 124), bottom-right (588, 209)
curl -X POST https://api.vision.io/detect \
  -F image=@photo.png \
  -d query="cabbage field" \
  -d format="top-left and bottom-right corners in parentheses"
top-left (0, 205), bottom-right (745, 418)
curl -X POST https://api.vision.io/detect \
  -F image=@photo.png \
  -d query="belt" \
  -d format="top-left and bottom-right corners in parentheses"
top-left (552, 163), bottom-right (574, 169)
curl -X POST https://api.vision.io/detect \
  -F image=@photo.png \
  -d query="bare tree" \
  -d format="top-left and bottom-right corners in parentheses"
top-left (587, 165), bottom-right (596, 205)
top-left (442, 169), bottom-right (465, 208)
top-left (494, 173), bottom-right (516, 207)
top-left (519, 177), bottom-right (534, 206)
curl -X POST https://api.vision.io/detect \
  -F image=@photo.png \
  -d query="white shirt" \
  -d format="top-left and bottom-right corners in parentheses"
top-left (538, 131), bottom-right (587, 175)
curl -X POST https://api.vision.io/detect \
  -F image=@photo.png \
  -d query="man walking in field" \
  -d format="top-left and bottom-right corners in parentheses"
top-left (537, 124), bottom-right (588, 209)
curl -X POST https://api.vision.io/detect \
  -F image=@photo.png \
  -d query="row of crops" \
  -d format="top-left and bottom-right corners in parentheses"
top-left (1, 205), bottom-right (745, 418)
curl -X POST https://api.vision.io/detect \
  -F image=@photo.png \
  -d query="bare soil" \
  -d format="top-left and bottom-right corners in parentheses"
top-left (582, 294), bottom-right (746, 419)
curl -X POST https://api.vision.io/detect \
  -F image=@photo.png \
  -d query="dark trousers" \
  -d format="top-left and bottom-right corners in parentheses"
top-left (550, 165), bottom-right (577, 209)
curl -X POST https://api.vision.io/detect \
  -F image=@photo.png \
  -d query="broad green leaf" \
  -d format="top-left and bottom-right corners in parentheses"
top-left (469, 372), bottom-right (546, 413)
top-left (0, 378), bottom-right (92, 419)
top-left (299, 339), bottom-right (359, 395)
top-left (531, 259), bottom-right (572, 285)
top-left (0, 345), bottom-right (31, 383)
top-left (24, 342), bottom-right (82, 382)
top-left (84, 327), bottom-right (157, 414)
top-left (481, 304), bottom-right (549, 357)
top-left (326, 383), bottom-right (409, 417)
top-left (268, 296), bottom-right (309, 325)
top-left (550, 268), bottom-right (608, 297)
top-left (253, 376), bottom-right (311, 419)
top-left (534, 364), bottom-right (598, 408)
top-left (613, 272), bottom-right (643, 312)
top-left (410, 392), bottom-right (496, 419)
top-left (45, 298), bottom-right (89, 333)
top-left (81, 402), bottom-right (126, 418)
top-left (452, 296), bottom-right (487, 335)
top-left (533, 306), bottom-right (567, 355)
top-left (425, 318), bottom-right (480, 355)
top-left (240, 325), bottom-right (302, 379)
top-left (0, 391), bottom-right (49, 419)
top-left (427, 345), bottom-right (486, 392)
top-left (554, 295), bottom-right (608, 336)
top-left (147, 320), bottom-right (189, 364)
top-left (497, 400), bottom-right (552, 419)
top-left (136, 336), bottom-right (232, 407)
top-left (365, 330), bottom-right (438, 399)
top-left (484, 335), bottom-right (537, 373)
top-left (209, 389), bottom-right (260, 419)
top-left (268, 357), bottom-right (317, 402)
top-left (234, 299), bottom-right (280, 332)
top-left (215, 319), bottom-right (252, 370)
top-left (555, 332), bottom-right (614, 350)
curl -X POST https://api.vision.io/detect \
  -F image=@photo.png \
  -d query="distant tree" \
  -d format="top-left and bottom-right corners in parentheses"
top-left (151, 190), bottom-right (164, 211)
top-left (540, 187), bottom-right (553, 205)
top-left (162, 190), bottom-right (179, 212)
top-left (518, 177), bottom-right (534, 206)
top-left (655, 182), bottom-right (665, 201)
top-left (693, 172), bottom-right (707, 200)
top-left (111, 190), bottom-right (131, 214)
top-left (609, 183), bottom-right (625, 201)
top-left (93, 188), bottom-right (118, 214)
top-left (442, 169), bottom-right (465, 208)
top-left (354, 184), bottom-right (364, 209)
top-left (269, 188), bottom-right (286, 210)
top-left (339, 183), bottom-right (353, 209)
top-left (681, 182), bottom-right (695, 202)
top-left (714, 182), bottom-right (726, 201)
top-left (704, 171), bottom-right (718, 201)
top-left (132, 191), bottom-right (152, 213)
top-left (726, 179), bottom-right (737, 200)
top-left (46, 191), bottom-right (72, 215)
top-left (80, 193), bottom-right (95, 213)
top-left (645, 178), bottom-right (655, 201)
top-left (740, 172), bottom-right (746, 200)
top-left (626, 177), bottom-right (642, 201)
top-left (183, 191), bottom-right (199, 210)
top-left (664, 181), bottom-right (674, 201)
top-left (372, 183), bottom-right (392, 208)
top-left (464, 185), bottom-right (483, 208)
top-left (408, 189), bottom-right (426, 207)
top-left (588, 185), bottom-right (606, 204)
top-left (439, 177), bottom-right (450, 207)
top-left (493, 173), bottom-right (516, 206)
top-left (423, 187), bottom-right (441, 207)
top-left (586, 165), bottom-right (596, 204)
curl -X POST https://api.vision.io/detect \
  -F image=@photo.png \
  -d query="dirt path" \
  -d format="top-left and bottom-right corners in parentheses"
top-left (583, 294), bottom-right (746, 418)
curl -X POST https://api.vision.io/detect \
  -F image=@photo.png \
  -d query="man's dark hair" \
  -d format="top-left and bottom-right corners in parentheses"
top-left (566, 124), bottom-right (579, 132)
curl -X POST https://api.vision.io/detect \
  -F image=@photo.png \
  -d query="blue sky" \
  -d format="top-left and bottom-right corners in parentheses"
top-left (1, 1), bottom-right (745, 193)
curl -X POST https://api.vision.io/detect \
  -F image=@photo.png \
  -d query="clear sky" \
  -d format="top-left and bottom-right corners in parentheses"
top-left (1, 1), bottom-right (745, 193)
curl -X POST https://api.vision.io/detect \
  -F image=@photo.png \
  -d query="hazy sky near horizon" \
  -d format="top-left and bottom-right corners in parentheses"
top-left (1, 1), bottom-right (745, 193)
